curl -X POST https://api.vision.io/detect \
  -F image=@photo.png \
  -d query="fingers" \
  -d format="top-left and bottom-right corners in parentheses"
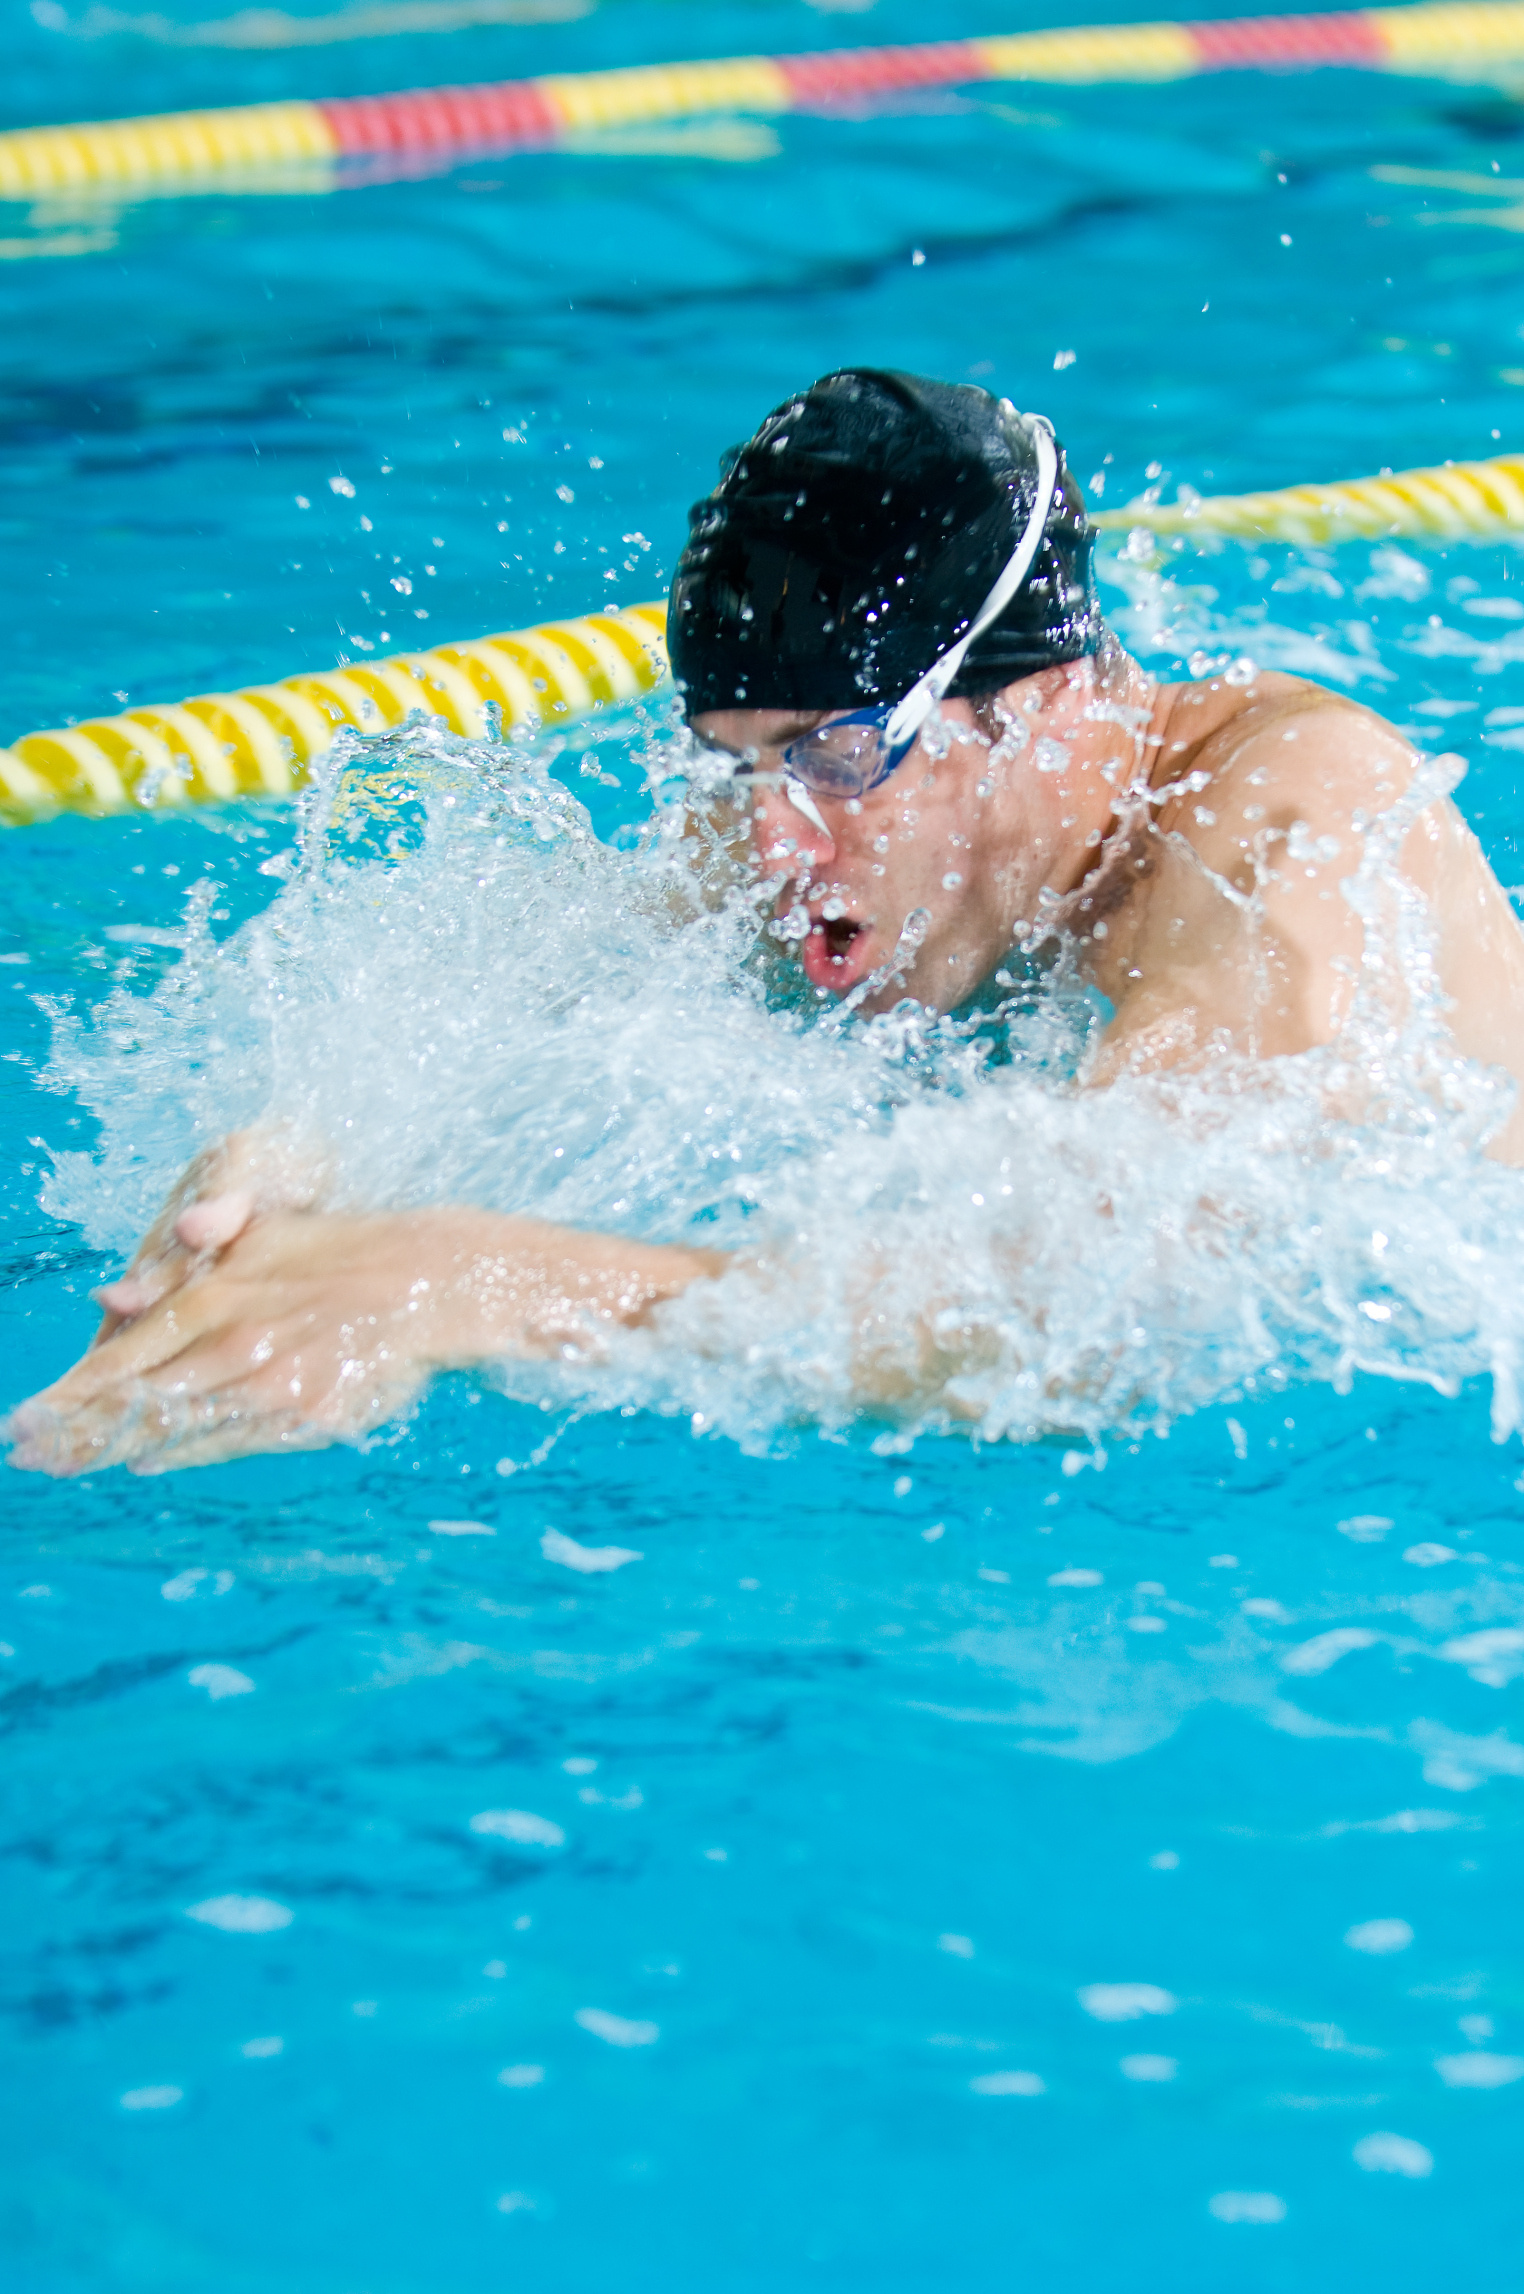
top-left (94, 1276), bottom-right (160, 1319)
top-left (128, 1415), bottom-right (335, 1475)
top-left (11, 1196), bottom-right (454, 1480)
top-left (126, 1368), bottom-right (424, 1475)
top-left (99, 1128), bottom-right (330, 1344)
top-left (90, 1179), bottom-right (258, 1350)
top-left (37, 1215), bottom-right (376, 1423)
top-left (36, 1280), bottom-right (239, 1413)
top-left (92, 1241), bottom-right (192, 1348)
top-left (8, 1314), bottom-right (428, 1477)
top-left (90, 1283), bottom-right (152, 1349)
top-left (18, 1367), bottom-right (420, 1478)
top-left (91, 1260), bottom-right (188, 1337)
top-left (8, 1385), bottom-right (177, 1477)
top-left (175, 1189), bottom-right (256, 1253)
top-left (13, 1366), bottom-right (300, 1477)
top-left (121, 1135), bottom-right (246, 1274)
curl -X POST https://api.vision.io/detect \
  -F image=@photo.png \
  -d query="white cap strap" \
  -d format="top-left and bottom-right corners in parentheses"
top-left (883, 415), bottom-right (1060, 752)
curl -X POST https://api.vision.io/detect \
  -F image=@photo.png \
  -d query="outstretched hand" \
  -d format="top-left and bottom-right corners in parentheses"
top-left (9, 1200), bottom-right (723, 1477)
top-left (88, 1125), bottom-right (328, 1345)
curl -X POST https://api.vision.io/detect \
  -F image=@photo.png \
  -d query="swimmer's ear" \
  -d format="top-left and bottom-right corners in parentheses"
top-left (175, 1189), bottom-right (257, 1253)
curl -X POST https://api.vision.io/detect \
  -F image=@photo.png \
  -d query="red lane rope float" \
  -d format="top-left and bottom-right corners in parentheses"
top-left (776, 39), bottom-right (990, 107)
top-left (1186, 7), bottom-right (1385, 62)
top-left (5, 4), bottom-right (1524, 196)
top-left (321, 78), bottom-right (560, 159)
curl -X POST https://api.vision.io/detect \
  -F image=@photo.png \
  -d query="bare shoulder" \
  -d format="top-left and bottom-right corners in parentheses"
top-left (1152, 674), bottom-right (1418, 886)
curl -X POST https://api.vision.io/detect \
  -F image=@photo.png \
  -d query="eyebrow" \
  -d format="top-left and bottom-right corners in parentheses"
top-left (693, 714), bottom-right (830, 759)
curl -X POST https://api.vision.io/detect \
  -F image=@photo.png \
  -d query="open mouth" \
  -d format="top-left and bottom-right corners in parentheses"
top-left (800, 909), bottom-right (872, 993)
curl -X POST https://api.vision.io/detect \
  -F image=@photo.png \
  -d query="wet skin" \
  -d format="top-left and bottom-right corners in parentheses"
top-left (697, 657), bottom-right (1524, 1123)
top-left (13, 651), bottom-right (1524, 1474)
top-left (692, 667), bottom-right (1127, 1013)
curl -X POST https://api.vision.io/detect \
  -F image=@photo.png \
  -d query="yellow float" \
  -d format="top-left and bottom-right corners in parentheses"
top-left (5, 448), bottom-right (1524, 827)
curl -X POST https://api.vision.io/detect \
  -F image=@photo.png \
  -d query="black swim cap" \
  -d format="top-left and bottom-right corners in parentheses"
top-left (668, 368), bottom-right (1101, 718)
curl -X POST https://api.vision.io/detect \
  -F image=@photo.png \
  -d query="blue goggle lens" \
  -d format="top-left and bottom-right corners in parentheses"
top-left (779, 709), bottom-right (915, 799)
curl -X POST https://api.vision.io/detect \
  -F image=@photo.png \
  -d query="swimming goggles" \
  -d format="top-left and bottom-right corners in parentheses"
top-left (696, 413), bottom-right (1059, 803)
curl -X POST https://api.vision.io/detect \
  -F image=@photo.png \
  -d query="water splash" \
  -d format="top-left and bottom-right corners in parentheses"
top-left (37, 685), bottom-right (1524, 1455)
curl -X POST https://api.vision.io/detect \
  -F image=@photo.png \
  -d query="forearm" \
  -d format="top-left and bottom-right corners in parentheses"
top-left (8, 1203), bottom-right (730, 1479)
top-left (413, 1208), bottom-right (729, 1365)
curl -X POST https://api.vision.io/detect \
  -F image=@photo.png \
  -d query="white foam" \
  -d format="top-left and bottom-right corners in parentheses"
top-left (1412, 1717), bottom-right (1524, 1790)
top-left (185, 1893), bottom-right (293, 1933)
top-left (469, 1808), bottom-right (565, 1848)
top-left (1437, 1628), bottom-right (1524, 1687)
top-left (573, 2007), bottom-right (659, 2047)
top-left (540, 1527), bottom-right (642, 1574)
top-left (188, 1663), bottom-right (255, 1700)
top-left (1435, 2051), bottom-right (1524, 2087)
top-left (1282, 1628), bottom-right (1380, 1677)
top-left (1208, 2191), bottom-right (1286, 2224)
top-left (119, 2085), bottom-right (183, 2111)
top-left (1353, 2131), bottom-right (1433, 2178)
top-left (1344, 1918), bottom-right (1413, 1955)
top-left (969, 2069), bottom-right (1045, 2095)
top-left (1078, 1982), bottom-right (1177, 2022)
top-left (38, 713), bottom-right (1524, 1456)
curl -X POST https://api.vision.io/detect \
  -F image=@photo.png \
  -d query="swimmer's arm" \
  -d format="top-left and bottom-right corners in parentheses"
top-left (8, 1204), bottom-right (726, 1476)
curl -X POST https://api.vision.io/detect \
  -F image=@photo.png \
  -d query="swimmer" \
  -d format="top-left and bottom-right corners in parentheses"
top-left (13, 365), bottom-right (1524, 1474)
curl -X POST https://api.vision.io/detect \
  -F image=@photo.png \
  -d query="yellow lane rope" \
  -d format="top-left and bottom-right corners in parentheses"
top-left (1093, 448), bottom-right (1524, 542)
top-left (0, 604), bottom-right (667, 825)
top-left (11, 5), bottom-right (1524, 202)
top-left (5, 449), bottom-right (1524, 828)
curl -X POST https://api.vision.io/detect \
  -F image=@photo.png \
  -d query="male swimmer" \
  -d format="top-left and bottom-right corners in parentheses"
top-left (12, 366), bottom-right (1524, 1474)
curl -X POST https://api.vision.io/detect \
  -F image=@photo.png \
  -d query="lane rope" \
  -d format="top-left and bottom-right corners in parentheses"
top-left (5, 3), bottom-right (1524, 197)
top-left (1091, 447), bottom-right (1524, 541)
top-left (0, 604), bottom-right (668, 825)
top-left (4, 449), bottom-right (1522, 826)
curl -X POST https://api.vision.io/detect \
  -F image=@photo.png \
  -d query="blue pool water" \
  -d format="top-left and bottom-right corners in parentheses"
top-left (4, 3), bottom-right (1524, 2284)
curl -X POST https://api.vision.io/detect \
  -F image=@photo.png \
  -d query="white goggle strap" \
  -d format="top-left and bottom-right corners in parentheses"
top-left (882, 416), bottom-right (1060, 754)
top-left (783, 776), bottom-right (829, 834)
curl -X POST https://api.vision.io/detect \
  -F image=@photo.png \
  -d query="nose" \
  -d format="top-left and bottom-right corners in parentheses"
top-left (751, 781), bottom-right (837, 871)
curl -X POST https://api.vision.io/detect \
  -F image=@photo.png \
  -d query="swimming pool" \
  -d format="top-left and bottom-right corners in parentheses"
top-left (4, 4), bottom-right (1524, 2286)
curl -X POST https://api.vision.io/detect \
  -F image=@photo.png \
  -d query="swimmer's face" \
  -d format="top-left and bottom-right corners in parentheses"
top-left (693, 676), bottom-right (1086, 1014)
